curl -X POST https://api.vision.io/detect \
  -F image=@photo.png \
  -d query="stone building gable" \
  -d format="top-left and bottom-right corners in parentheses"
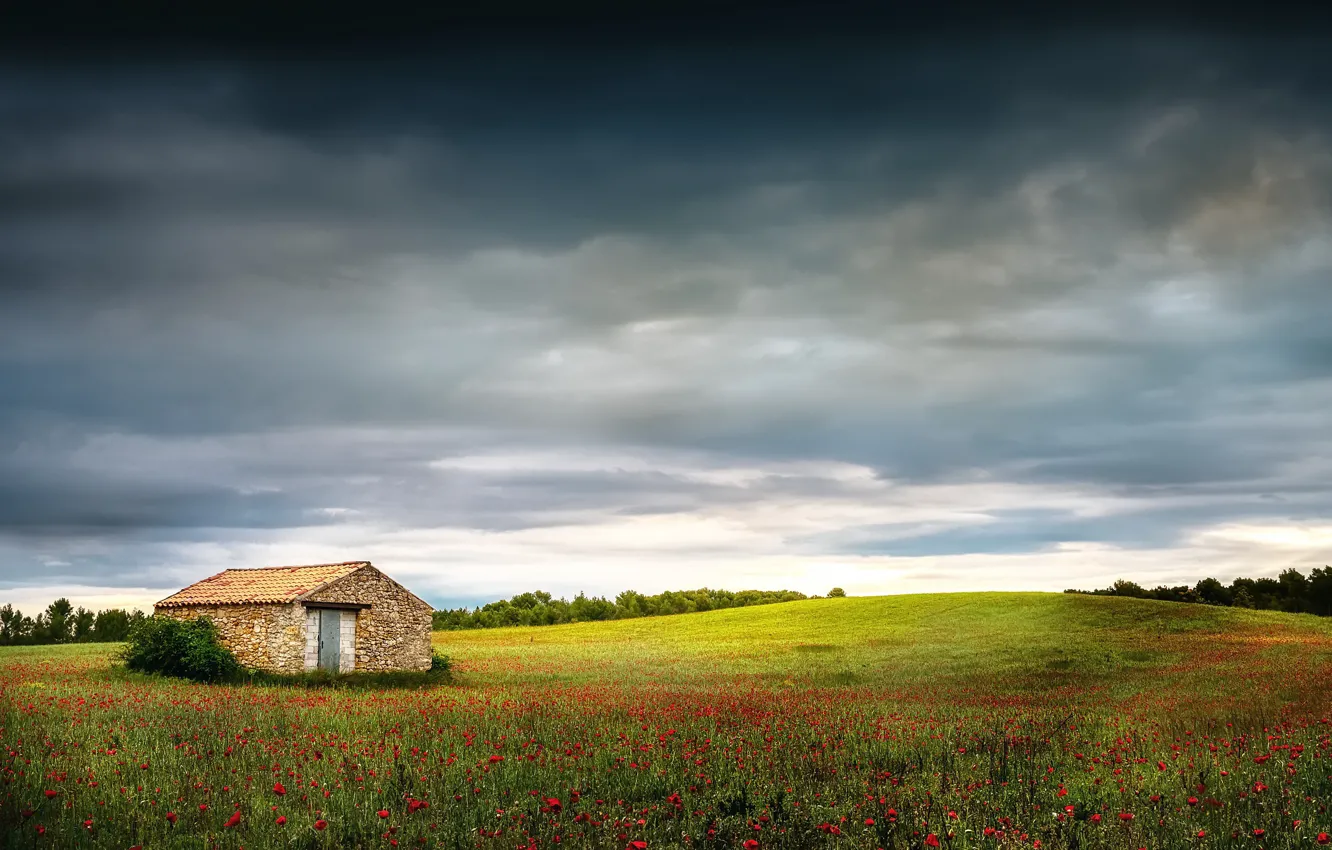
top-left (304, 565), bottom-right (433, 672)
top-left (157, 602), bottom-right (306, 674)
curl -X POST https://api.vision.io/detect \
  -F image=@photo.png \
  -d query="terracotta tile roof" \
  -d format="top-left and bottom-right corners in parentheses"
top-left (156, 562), bottom-right (370, 607)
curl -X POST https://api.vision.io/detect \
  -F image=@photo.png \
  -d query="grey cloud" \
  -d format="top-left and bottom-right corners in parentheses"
top-left (2, 37), bottom-right (1332, 597)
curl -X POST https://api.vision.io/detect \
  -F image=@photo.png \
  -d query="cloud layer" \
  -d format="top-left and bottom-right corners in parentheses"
top-left (3, 37), bottom-right (1332, 612)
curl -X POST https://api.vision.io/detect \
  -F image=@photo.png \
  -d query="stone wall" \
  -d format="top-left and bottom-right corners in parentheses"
top-left (156, 602), bottom-right (306, 673)
top-left (303, 566), bottom-right (433, 671)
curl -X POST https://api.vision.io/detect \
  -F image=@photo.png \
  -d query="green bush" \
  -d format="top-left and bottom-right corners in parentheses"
top-left (121, 615), bottom-right (242, 682)
top-left (431, 650), bottom-right (451, 673)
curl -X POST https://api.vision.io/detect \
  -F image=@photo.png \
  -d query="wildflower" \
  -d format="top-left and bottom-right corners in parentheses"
top-left (165, 812), bottom-right (177, 826)
top-left (276, 816), bottom-right (287, 826)
top-left (44, 790), bottom-right (58, 799)
top-left (314, 819), bottom-right (328, 831)
top-left (1118, 813), bottom-right (1134, 822)
top-left (378, 809), bottom-right (390, 819)
top-left (743, 842), bottom-right (759, 850)
top-left (1196, 831), bottom-right (1205, 839)
top-left (1090, 815), bottom-right (1102, 825)
top-left (925, 835), bottom-right (940, 848)
top-left (224, 810), bottom-right (242, 828)
top-left (865, 818), bottom-right (876, 826)
top-left (1317, 833), bottom-right (1330, 845)
top-left (627, 843), bottom-right (648, 850)
top-left (1187, 797), bottom-right (1198, 806)
top-left (273, 782), bottom-right (286, 796)
top-left (1253, 829), bottom-right (1265, 838)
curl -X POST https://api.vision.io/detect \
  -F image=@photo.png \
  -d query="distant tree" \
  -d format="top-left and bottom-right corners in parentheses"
top-left (71, 607), bottom-right (96, 641)
top-left (429, 586), bottom-right (810, 630)
top-left (1309, 567), bottom-right (1332, 616)
top-left (614, 590), bottom-right (647, 618)
top-left (1109, 580), bottom-right (1148, 599)
top-left (1274, 569), bottom-right (1309, 613)
top-left (827, 587), bottom-right (847, 598)
top-left (44, 598), bottom-right (74, 643)
top-left (0, 604), bottom-right (25, 645)
top-left (94, 608), bottom-right (134, 642)
top-left (1194, 577), bottom-right (1233, 606)
top-left (569, 592), bottom-right (616, 622)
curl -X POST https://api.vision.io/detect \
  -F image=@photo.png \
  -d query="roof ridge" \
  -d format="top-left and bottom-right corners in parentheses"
top-left (225, 561), bottom-right (371, 572)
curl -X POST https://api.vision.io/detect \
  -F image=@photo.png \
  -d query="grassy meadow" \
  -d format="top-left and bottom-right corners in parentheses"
top-left (2, 592), bottom-right (1331, 849)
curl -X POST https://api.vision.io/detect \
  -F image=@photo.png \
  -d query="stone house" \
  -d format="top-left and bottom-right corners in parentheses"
top-left (155, 561), bottom-right (433, 673)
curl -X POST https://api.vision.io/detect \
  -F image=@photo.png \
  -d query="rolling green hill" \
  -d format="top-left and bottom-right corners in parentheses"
top-left (434, 591), bottom-right (1332, 692)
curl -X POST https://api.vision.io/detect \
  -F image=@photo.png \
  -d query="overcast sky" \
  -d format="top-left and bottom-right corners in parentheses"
top-left (3, 31), bottom-right (1332, 613)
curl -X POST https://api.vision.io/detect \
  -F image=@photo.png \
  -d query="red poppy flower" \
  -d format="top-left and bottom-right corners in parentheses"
top-left (273, 782), bottom-right (287, 796)
top-left (43, 790), bottom-right (57, 799)
top-left (925, 835), bottom-right (940, 848)
top-left (224, 811), bottom-right (241, 828)
top-left (743, 841), bottom-right (759, 850)
top-left (1196, 830), bottom-right (1206, 839)
top-left (1253, 829), bottom-right (1265, 838)
top-left (165, 812), bottom-right (177, 826)
top-left (1317, 833), bottom-right (1329, 845)
top-left (1118, 813), bottom-right (1134, 822)
top-left (314, 819), bottom-right (328, 831)
top-left (544, 797), bottom-right (562, 813)
top-left (627, 842), bottom-right (648, 850)
top-left (378, 809), bottom-right (390, 819)
top-left (276, 816), bottom-right (287, 826)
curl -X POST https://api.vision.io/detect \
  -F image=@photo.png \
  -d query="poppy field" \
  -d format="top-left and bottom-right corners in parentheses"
top-left (3, 592), bottom-right (1332, 850)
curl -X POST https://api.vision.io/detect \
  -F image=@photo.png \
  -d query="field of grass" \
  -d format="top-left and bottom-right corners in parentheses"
top-left (3, 592), bottom-right (1331, 849)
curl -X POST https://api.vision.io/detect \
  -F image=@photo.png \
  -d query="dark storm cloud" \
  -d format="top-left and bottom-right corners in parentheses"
top-left (2, 34), bottom-right (1332, 599)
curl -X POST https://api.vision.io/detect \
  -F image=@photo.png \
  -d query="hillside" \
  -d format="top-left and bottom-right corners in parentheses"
top-left (434, 591), bottom-right (1332, 692)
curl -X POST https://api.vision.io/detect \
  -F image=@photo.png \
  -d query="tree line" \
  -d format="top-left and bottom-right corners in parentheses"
top-left (431, 587), bottom-right (841, 630)
top-left (0, 598), bottom-right (146, 645)
top-left (1064, 567), bottom-right (1332, 615)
